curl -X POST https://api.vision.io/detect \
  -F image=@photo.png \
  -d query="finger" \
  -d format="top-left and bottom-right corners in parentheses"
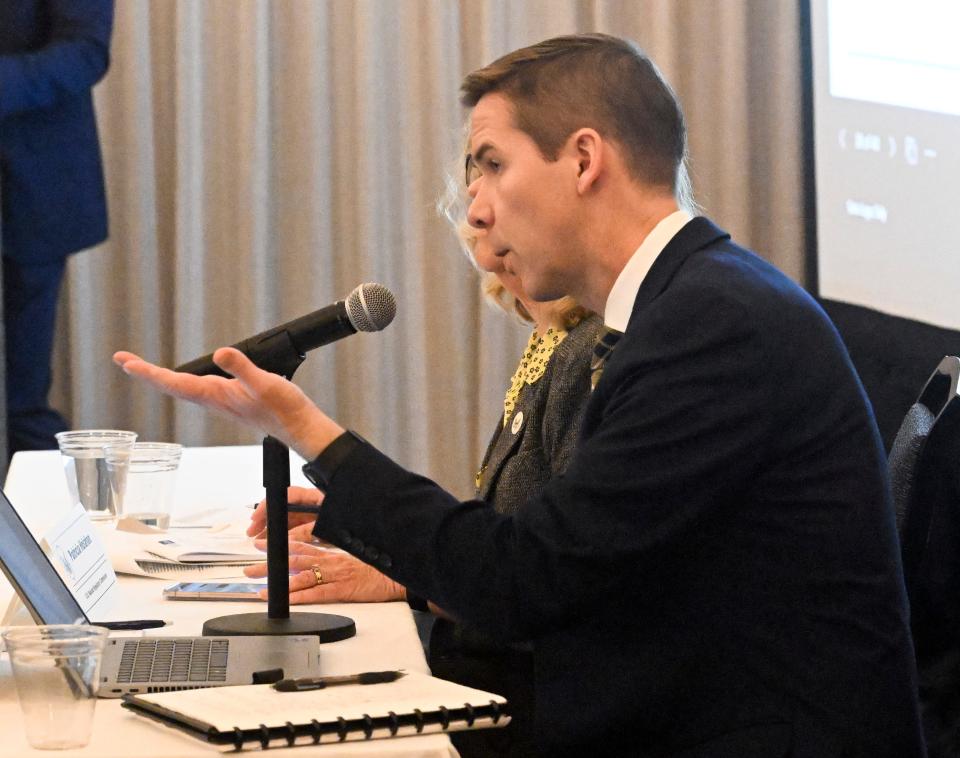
top-left (247, 500), bottom-right (313, 539)
top-left (248, 542), bottom-right (321, 571)
top-left (289, 569), bottom-right (324, 593)
top-left (246, 499), bottom-right (268, 537)
top-left (114, 353), bottom-right (175, 383)
top-left (286, 554), bottom-right (330, 574)
top-left (118, 355), bottom-right (232, 404)
top-left (288, 523), bottom-right (317, 542)
top-left (113, 350), bottom-right (143, 367)
top-left (250, 503), bottom-right (301, 531)
top-left (290, 556), bottom-right (337, 579)
top-left (286, 542), bottom-right (326, 559)
top-left (213, 347), bottom-right (272, 392)
top-left (244, 563), bottom-right (268, 578)
top-left (287, 486), bottom-right (323, 505)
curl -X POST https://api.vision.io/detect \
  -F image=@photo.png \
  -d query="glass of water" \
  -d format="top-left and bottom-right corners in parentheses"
top-left (55, 430), bottom-right (138, 520)
top-left (105, 442), bottom-right (183, 530)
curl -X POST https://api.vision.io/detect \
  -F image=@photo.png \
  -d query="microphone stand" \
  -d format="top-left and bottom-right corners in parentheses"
top-left (201, 333), bottom-right (356, 641)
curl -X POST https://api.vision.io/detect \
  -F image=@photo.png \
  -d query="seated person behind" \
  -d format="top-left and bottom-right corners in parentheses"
top-left (246, 228), bottom-right (601, 756)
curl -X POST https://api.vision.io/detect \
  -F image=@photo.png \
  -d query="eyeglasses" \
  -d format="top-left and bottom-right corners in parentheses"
top-left (464, 154), bottom-right (481, 188)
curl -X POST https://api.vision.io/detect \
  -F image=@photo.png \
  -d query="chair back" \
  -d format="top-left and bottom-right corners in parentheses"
top-left (890, 357), bottom-right (960, 756)
top-left (889, 401), bottom-right (937, 532)
top-left (890, 357), bottom-right (960, 657)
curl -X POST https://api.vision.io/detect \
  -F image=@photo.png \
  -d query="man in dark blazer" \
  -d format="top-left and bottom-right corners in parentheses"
top-left (115, 34), bottom-right (926, 757)
top-left (0, 0), bottom-right (114, 455)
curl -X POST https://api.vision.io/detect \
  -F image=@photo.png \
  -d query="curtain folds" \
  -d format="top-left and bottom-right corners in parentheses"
top-left (51, 0), bottom-right (803, 498)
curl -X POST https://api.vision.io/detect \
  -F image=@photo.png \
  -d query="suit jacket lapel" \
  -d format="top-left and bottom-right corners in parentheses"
top-left (477, 389), bottom-right (535, 501)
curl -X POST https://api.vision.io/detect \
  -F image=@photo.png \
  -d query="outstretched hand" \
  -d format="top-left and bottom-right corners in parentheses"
top-left (113, 348), bottom-right (343, 461)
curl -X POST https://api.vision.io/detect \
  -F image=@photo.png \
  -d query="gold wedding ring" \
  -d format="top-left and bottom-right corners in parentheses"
top-left (311, 565), bottom-right (324, 586)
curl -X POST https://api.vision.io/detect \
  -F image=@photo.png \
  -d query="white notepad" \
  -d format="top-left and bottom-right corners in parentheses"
top-left (122, 670), bottom-right (509, 750)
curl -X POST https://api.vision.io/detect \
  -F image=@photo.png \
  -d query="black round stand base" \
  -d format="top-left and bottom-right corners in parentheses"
top-left (202, 612), bottom-right (356, 643)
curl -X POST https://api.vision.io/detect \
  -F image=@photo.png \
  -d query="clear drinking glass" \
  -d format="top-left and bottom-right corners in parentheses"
top-left (105, 442), bottom-right (183, 530)
top-left (2, 624), bottom-right (109, 750)
top-left (55, 430), bottom-right (138, 520)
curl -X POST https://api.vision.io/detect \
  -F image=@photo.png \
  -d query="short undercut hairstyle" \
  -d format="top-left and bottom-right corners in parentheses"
top-left (461, 33), bottom-right (686, 194)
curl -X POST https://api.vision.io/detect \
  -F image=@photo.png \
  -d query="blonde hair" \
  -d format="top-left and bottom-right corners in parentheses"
top-left (439, 164), bottom-right (590, 329)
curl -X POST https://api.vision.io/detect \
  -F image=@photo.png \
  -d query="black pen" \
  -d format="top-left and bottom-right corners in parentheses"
top-left (94, 619), bottom-right (168, 631)
top-left (247, 503), bottom-right (322, 515)
top-left (273, 670), bottom-right (405, 692)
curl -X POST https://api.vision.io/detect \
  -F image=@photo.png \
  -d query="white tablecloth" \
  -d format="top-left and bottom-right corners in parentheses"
top-left (1, 447), bottom-right (456, 757)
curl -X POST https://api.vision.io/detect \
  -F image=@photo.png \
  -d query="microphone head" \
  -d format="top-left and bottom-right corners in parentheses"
top-left (345, 282), bottom-right (396, 332)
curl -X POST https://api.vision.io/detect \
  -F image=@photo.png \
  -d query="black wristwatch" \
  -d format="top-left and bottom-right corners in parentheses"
top-left (301, 430), bottom-right (365, 492)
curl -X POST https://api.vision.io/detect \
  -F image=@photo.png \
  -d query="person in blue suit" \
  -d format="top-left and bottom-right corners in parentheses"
top-left (0, 0), bottom-right (114, 456)
top-left (115, 34), bottom-right (926, 757)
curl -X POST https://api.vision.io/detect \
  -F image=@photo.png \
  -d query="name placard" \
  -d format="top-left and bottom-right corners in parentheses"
top-left (45, 503), bottom-right (118, 618)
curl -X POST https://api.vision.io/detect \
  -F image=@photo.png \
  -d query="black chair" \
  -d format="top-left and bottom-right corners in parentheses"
top-left (888, 356), bottom-right (960, 757)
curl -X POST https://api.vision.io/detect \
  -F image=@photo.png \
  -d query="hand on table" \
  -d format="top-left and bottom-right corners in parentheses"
top-left (113, 348), bottom-right (343, 461)
top-left (243, 541), bottom-right (406, 604)
top-left (247, 486), bottom-right (323, 540)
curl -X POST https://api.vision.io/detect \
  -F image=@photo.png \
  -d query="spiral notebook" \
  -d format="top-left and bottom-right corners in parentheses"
top-left (122, 670), bottom-right (509, 750)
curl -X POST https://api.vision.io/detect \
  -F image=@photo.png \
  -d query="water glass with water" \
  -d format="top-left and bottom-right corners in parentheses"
top-left (55, 430), bottom-right (138, 520)
top-left (105, 442), bottom-right (183, 530)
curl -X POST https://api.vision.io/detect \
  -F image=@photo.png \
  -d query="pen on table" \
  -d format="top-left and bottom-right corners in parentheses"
top-left (273, 670), bottom-right (405, 692)
top-left (247, 502), bottom-right (323, 515)
top-left (94, 619), bottom-right (169, 631)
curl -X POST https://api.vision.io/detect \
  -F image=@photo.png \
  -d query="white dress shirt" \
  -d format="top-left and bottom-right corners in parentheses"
top-left (603, 210), bottom-right (693, 331)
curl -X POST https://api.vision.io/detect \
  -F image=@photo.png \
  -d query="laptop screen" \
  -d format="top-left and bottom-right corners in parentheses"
top-left (0, 489), bottom-right (88, 625)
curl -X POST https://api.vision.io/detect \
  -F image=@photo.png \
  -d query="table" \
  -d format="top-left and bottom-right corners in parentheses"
top-left (1, 447), bottom-right (456, 757)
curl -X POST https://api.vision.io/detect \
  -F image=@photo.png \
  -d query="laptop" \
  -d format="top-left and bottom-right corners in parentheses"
top-left (0, 488), bottom-right (321, 697)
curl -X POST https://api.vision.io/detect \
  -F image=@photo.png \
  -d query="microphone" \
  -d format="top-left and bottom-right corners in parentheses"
top-left (176, 282), bottom-right (397, 378)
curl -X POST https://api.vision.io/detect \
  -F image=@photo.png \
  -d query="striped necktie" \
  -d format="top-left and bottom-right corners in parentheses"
top-left (590, 327), bottom-right (623, 390)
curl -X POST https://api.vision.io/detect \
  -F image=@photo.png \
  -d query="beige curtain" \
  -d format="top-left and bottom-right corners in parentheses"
top-left (51, 0), bottom-right (804, 499)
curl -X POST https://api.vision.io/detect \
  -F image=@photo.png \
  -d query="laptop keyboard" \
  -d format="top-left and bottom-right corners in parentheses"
top-left (115, 638), bottom-right (229, 683)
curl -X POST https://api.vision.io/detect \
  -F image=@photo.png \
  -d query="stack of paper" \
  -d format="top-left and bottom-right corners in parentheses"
top-left (97, 523), bottom-right (266, 580)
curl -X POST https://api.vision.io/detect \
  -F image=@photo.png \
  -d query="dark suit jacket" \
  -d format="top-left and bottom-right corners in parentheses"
top-left (0, 0), bottom-right (113, 263)
top-left (315, 217), bottom-right (925, 757)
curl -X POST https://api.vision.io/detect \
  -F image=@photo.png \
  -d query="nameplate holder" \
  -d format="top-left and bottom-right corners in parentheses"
top-left (43, 503), bottom-right (119, 619)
